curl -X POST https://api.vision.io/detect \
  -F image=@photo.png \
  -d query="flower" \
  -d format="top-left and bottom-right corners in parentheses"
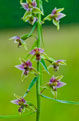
top-left (43, 8), bottom-right (66, 30)
top-left (52, 60), bottom-right (66, 71)
top-left (51, 8), bottom-right (66, 21)
top-left (11, 98), bottom-right (28, 112)
top-left (28, 16), bottom-right (37, 25)
top-left (48, 75), bottom-right (66, 91)
top-left (10, 36), bottom-right (24, 47)
top-left (30, 48), bottom-right (44, 60)
top-left (15, 60), bottom-right (32, 75)
top-left (21, 1), bottom-right (37, 11)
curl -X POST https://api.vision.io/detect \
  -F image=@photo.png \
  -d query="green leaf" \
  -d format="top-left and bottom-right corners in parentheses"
top-left (53, 19), bottom-right (60, 30)
top-left (23, 77), bottom-right (38, 97)
top-left (28, 22), bottom-right (37, 37)
top-left (40, 58), bottom-right (49, 73)
top-left (21, 22), bottom-right (37, 40)
top-left (31, 40), bottom-right (37, 50)
top-left (41, 95), bottom-right (79, 105)
top-left (0, 112), bottom-right (35, 119)
top-left (32, 8), bottom-right (43, 15)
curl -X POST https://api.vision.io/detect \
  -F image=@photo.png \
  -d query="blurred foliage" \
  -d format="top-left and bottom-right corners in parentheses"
top-left (0, 0), bottom-right (79, 28)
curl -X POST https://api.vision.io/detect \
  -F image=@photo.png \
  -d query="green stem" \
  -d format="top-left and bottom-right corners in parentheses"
top-left (36, 0), bottom-right (42, 121)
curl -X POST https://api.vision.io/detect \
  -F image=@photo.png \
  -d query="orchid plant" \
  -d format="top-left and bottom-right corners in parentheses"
top-left (1, 0), bottom-right (79, 120)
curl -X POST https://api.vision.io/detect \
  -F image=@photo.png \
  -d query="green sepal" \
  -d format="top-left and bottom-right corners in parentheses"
top-left (53, 19), bottom-right (60, 30)
top-left (56, 8), bottom-right (64, 13)
top-left (22, 11), bottom-right (32, 21)
top-left (43, 14), bottom-right (53, 22)
top-left (45, 0), bottom-right (48, 2)
top-left (32, 8), bottom-right (43, 15)
top-left (56, 75), bottom-right (64, 81)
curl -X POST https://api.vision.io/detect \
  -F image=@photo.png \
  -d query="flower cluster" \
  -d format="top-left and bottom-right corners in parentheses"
top-left (21, 0), bottom-right (43, 25)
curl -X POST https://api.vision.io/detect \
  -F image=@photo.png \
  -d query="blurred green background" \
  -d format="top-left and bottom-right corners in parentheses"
top-left (0, 0), bottom-right (79, 121)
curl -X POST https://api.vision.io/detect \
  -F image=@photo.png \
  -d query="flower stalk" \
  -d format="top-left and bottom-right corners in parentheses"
top-left (36, 0), bottom-right (42, 120)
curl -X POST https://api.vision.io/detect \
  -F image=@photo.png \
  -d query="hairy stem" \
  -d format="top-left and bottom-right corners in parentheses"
top-left (36, 0), bottom-right (42, 121)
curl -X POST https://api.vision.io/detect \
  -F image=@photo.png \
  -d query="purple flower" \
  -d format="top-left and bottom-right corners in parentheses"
top-left (15, 60), bottom-right (32, 75)
top-left (11, 98), bottom-right (26, 105)
top-left (48, 76), bottom-right (66, 91)
top-left (30, 48), bottom-right (44, 60)
top-left (29, 16), bottom-right (37, 25)
top-left (11, 98), bottom-right (28, 112)
top-left (51, 8), bottom-right (66, 21)
top-left (52, 60), bottom-right (66, 71)
top-left (21, 1), bottom-right (37, 11)
top-left (10, 36), bottom-right (23, 47)
top-left (21, 3), bottom-right (29, 11)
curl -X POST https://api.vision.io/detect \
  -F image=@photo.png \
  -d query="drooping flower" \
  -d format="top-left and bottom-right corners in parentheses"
top-left (51, 8), bottom-right (66, 21)
top-left (43, 8), bottom-right (66, 30)
top-left (10, 36), bottom-right (24, 47)
top-left (15, 60), bottom-right (33, 75)
top-left (48, 75), bottom-right (66, 91)
top-left (52, 60), bottom-right (66, 71)
top-left (30, 48), bottom-right (44, 60)
top-left (11, 98), bottom-right (28, 112)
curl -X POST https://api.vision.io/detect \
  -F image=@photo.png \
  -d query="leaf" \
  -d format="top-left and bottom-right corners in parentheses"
top-left (53, 19), bottom-right (60, 30)
top-left (40, 58), bottom-right (49, 73)
top-left (0, 112), bottom-right (35, 119)
top-left (32, 8), bottom-right (43, 15)
top-left (31, 40), bottom-right (37, 49)
top-left (23, 77), bottom-right (38, 97)
top-left (28, 22), bottom-right (37, 37)
top-left (25, 53), bottom-right (30, 59)
top-left (41, 95), bottom-right (79, 105)
top-left (21, 22), bottom-right (37, 40)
